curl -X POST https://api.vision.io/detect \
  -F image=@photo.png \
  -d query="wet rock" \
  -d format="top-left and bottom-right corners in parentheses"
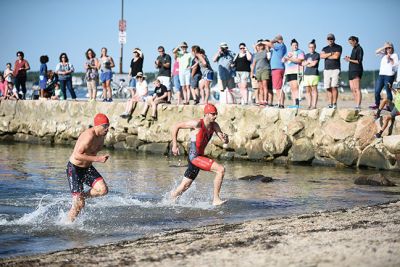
top-left (358, 142), bottom-right (398, 170)
top-left (329, 142), bottom-right (359, 166)
top-left (354, 174), bottom-right (396, 186)
top-left (290, 138), bottom-right (314, 163)
top-left (137, 143), bottom-right (169, 155)
top-left (238, 175), bottom-right (273, 183)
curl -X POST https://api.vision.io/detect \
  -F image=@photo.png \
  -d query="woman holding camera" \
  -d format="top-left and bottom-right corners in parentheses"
top-left (55, 53), bottom-right (76, 100)
top-left (85, 48), bottom-right (99, 101)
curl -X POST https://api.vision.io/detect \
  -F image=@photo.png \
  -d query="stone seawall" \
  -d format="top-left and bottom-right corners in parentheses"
top-left (1, 100), bottom-right (400, 170)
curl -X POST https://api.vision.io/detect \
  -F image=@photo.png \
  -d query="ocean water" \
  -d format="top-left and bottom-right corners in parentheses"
top-left (0, 143), bottom-right (399, 258)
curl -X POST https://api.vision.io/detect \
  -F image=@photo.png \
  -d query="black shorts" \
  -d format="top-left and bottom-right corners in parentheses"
top-left (286, 74), bottom-right (298, 82)
top-left (66, 161), bottom-right (103, 195)
top-left (184, 142), bottom-right (200, 180)
top-left (349, 71), bottom-right (363, 80)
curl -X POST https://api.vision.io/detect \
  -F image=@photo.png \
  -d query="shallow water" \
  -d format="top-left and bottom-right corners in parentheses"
top-left (0, 143), bottom-right (399, 258)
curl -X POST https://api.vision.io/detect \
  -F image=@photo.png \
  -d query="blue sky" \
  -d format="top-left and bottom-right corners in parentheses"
top-left (1, 0), bottom-right (399, 73)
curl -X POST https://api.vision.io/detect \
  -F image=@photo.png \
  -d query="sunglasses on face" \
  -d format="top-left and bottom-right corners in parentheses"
top-left (240, 47), bottom-right (245, 50)
top-left (158, 50), bottom-right (164, 53)
top-left (209, 113), bottom-right (217, 116)
top-left (101, 123), bottom-right (110, 129)
top-left (327, 38), bottom-right (334, 41)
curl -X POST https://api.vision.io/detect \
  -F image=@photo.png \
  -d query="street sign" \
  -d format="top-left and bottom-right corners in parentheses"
top-left (119, 19), bottom-right (126, 31)
top-left (119, 31), bottom-right (126, 44)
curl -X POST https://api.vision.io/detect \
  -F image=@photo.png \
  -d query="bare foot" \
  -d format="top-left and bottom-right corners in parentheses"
top-left (213, 199), bottom-right (227, 206)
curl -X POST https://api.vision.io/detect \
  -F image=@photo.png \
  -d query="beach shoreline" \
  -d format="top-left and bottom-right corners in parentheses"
top-left (1, 200), bottom-right (399, 267)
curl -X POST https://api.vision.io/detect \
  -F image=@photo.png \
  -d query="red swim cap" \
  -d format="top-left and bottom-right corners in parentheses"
top-left (204, 104), bottom-right (217, 114)
top-left (94, 113), bottom-right (109, 126)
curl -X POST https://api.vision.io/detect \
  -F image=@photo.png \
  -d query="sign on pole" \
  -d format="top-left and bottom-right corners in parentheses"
top-left (119, 19), bottom-right (126, 31)
top-left (119, 31), bottom-right (126, 44)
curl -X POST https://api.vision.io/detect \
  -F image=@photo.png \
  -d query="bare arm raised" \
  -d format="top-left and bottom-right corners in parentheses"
top-left (213, 123), bottom-right (229, 144)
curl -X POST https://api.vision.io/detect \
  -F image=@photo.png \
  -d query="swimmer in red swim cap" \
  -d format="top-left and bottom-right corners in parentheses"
top-left (66, 113), bottom-right (110, 222)
top-left (170, 103), bottom-right (229, 206)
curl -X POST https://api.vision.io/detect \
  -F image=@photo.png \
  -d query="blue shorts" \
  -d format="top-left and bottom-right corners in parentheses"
top-left (190, 73), bottom-right (202, 89)
top-left (203, 71), bottom-right (214, 82)
top-left (173, 75), bottom-right (181, 93)
top-left (129, 77), bottom-right (137, 88)
top-left (100, 71), bottom-right (112, 83)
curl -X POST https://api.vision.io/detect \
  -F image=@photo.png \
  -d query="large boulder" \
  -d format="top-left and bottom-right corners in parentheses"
top-left (358, 142), bottom-right (398, 169)
top-left (328, 139), bottom-right (359, 166)
top-left (338, 109), bottom-right (359, 122)
top-left (354, 174), bottom-right (396, 186)
top-left (382, 135), bottom-right (400, 154)
top-left (354, 116), bottom-right (377, 149)
top-left (289, 138), bottom-right (314, 162)
top-left (323, 119), bottom-right (356, 141)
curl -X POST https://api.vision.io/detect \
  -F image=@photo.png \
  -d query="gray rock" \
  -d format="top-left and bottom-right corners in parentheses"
top-left (354, 174), bottom-right (396, 186)
top-left (238, 175), bottom-right (273, 183)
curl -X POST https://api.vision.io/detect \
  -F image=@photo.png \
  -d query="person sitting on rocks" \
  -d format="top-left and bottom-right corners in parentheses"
top-left (137, 79), bottom-right (167, 121)
top-left (375, 82), bottom-right (400, 138)
top-left (120, 72), bottom-right (148, 119)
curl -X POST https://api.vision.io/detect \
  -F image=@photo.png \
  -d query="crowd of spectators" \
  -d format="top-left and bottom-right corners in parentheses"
top-left (1, 35), bottom-right (399, 118)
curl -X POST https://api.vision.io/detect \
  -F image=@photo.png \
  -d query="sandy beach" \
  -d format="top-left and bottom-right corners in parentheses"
top-left (1, 200), bottom-right (399, 267)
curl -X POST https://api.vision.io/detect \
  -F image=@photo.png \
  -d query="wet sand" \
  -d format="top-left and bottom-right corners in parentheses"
top-left (1, 200), bottom-right (399, 267)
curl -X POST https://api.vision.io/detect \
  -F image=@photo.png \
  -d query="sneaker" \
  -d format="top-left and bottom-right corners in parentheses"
top-left (102, 98), bottom-right (107, 102)
top-left (355, 106), bottom-right (361, 111)
top-left (107, 98), bottom-right (113, 102)
top-left (149, 116), bottom-right (157, 121)
top-left (374, 132), bottom-right (382, 138)
top-left (332, 104), bottom-right (337, 109)
top-left (328, 104), bottom-right (333, 108)
top-left (120, 112), bottom-right (129, 119)
top-left (369, 104), bottom-right (378, 110)
top-left (166, 101), bottom-right (172, 104)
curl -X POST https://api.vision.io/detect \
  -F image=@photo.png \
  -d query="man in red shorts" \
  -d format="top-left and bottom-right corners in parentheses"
top-left (171, 103), bottom-right (229, 205)
top-left (66, 113), bottom-right (110, 222)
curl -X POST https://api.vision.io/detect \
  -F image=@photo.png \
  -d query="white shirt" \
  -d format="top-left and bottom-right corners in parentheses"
top-left (136, 80), bottom-right (148, 99)
top-left (379, 53), bottom-right (398, 76)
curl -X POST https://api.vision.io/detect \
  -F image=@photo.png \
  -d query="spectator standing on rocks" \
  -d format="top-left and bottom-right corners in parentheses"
top-left (173, 42), bottom-right (192, 105)
top-left (128, 48), bottom-right (144, 94)
top-left (172, 50), bottom-right (182, 105)
top-left (213, 42), bottom-right (236, 104)
top-left (99, 47), bottom-right (115, 102)
top-left (190, 54), bottom-right (201, 105)
top-left (370, 42), bottom-right (399, 110)
top-left (0, 74), bottom-right (7, 98)
top-left (4, 63), bottom-right (14, 84)
top-left (155, 46), bottom-right (172, 104)
top-left (84, 48), bottom-right (99, 102)
top-left (233, 43), bottom-right (252, 105)
top-left (345, 36), bottom-right (364, 111)
top-left (320, 33), bottom-right (342, 109)
top-left (252, 40), bottom-right (271, 106)
top-left (55, 53), bottom-right (76, 100)
top-left (265, 35), bottom-right (287, 108)
top-left (302, 39), bottom-right (320, 109)
top-left (374, 83), bottom-right (400, 138)
top-left (13, 51), bottom-right (30, 99)
top-left (193, 46), bottom-right (214, 104)
top-left (39, 55), bottom-right (49, 99)
top-left (282, 39), bottom-right (305, 108)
